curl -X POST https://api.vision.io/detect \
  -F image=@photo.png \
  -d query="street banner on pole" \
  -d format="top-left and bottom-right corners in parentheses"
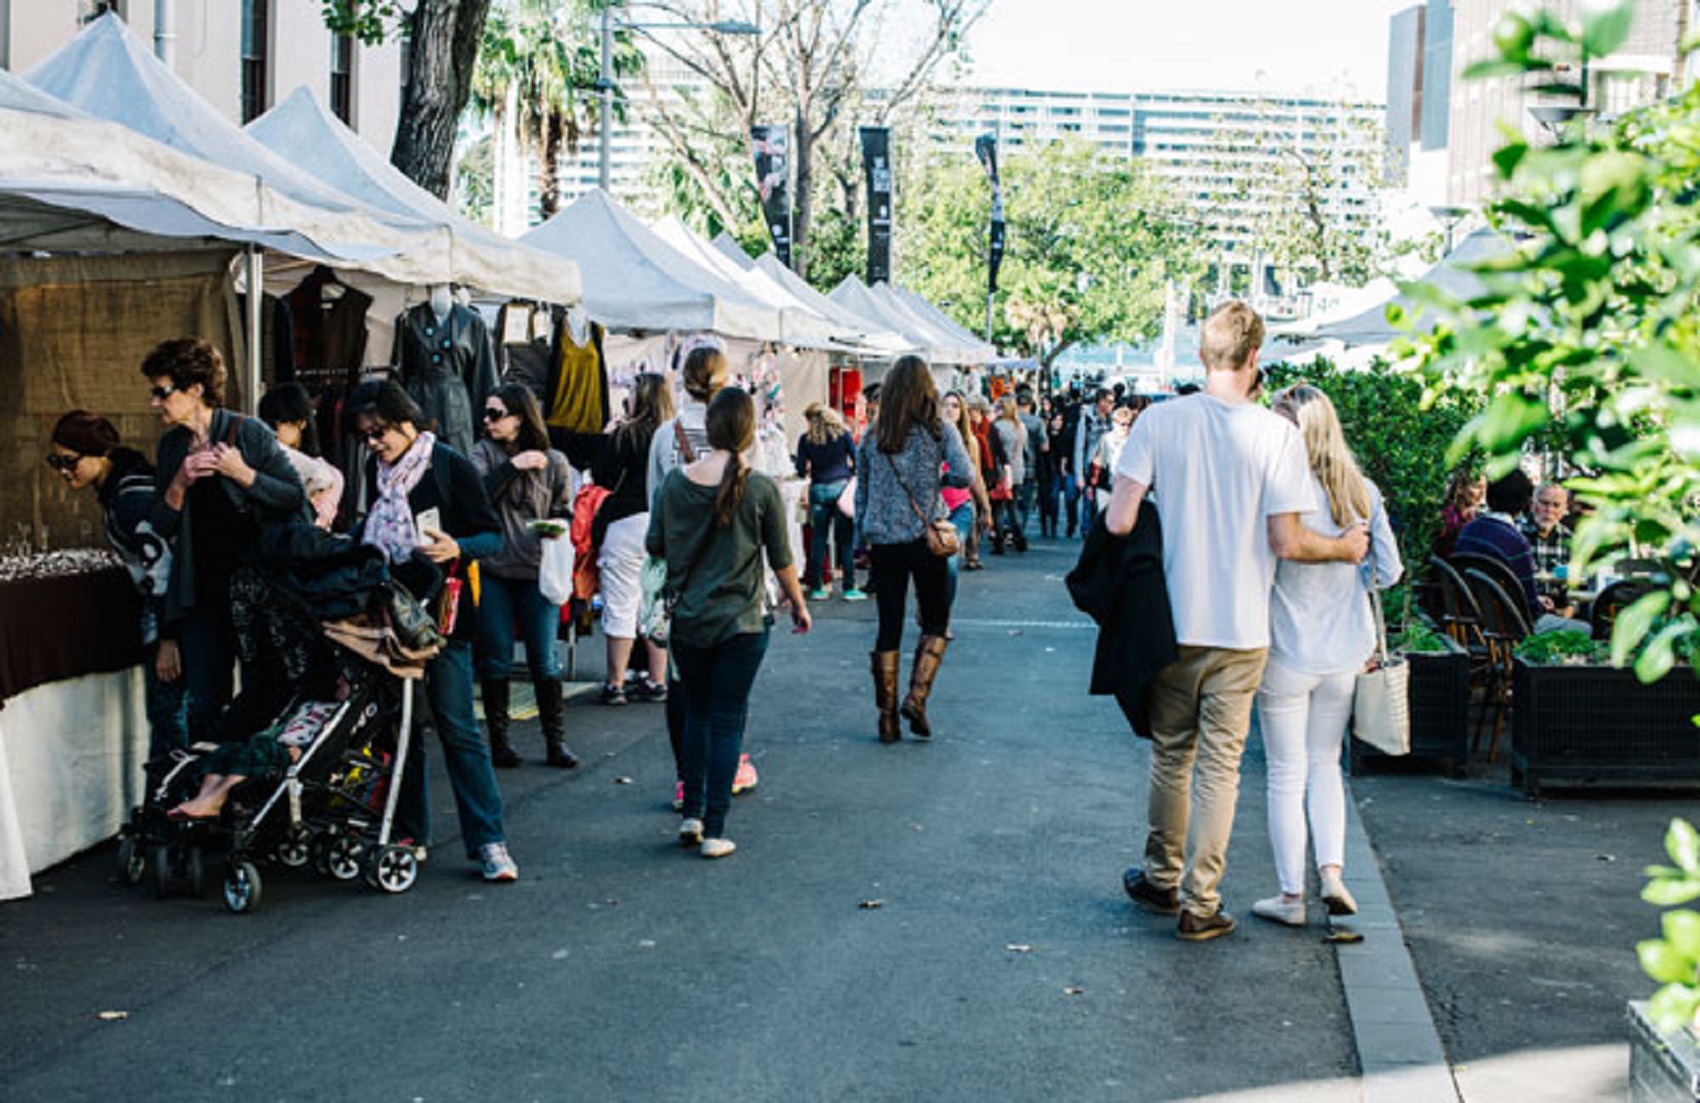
top-left (750, 125), bottom-right (793, 268)
top-left (860, 126), bottom-right (892, 285)
top-left (974, 133), bottom-right (1006, 294)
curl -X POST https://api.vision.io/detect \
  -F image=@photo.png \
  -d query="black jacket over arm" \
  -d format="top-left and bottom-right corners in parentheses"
top-left (1065, 503), bottom-right (1178, 738)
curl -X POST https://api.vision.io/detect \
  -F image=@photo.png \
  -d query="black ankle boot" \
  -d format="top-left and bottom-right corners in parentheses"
top-left (536, 677), bottom-right (579, 769)
top-left (481, 679), bottom-right (521, 767)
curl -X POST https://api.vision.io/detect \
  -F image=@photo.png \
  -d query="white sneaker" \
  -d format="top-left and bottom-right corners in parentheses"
top-left (1252, 895), bottom-right (1306, 927)
top-left (1320, 870), bottom-right (1358, 916)
top-left (479, 842), bottom-right (519, 882)
top-left (699, 837), bottom-right (736, 859)
top-left (678, 817), bottom-right (704, 847)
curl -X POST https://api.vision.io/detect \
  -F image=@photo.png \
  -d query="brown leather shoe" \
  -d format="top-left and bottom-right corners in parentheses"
top-left (1177, 909), bottom-right (1237, 942)
top-left (871, 651), bottom-right (901, 743)
top-left (1122, 867), bottom-right (1179, 915)
top-left (900, 634), bottom-right (949, 738)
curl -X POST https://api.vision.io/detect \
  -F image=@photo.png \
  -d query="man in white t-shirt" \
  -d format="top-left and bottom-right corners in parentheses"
top-left (1102, 301), bottom-right (1369, 942)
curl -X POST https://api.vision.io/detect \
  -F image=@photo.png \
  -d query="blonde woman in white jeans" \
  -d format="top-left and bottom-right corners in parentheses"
top-left (1253, 384), bottom-right (1402, 927)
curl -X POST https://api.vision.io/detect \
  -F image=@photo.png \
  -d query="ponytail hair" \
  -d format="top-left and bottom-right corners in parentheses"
top-left (706, 387), bottom-right (756, 528)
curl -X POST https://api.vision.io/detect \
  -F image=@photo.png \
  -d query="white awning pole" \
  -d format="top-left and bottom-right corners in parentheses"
top-left (245, 246), bottom-right (264, 413)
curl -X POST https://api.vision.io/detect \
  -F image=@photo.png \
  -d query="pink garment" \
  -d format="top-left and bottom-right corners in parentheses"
top-left (940, 461), bottom-right (971, 512)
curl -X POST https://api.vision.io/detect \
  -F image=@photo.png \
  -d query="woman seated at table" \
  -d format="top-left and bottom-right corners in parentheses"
top-left (46, 410), bottom-right (186, 759)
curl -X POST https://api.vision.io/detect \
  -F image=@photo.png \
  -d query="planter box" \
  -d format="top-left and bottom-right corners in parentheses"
top-left (1511, 659), bottom-right (1700, 797)
top-left (1351, 636), bottom-right (1470, 775)
top-left (1629, 1000), bottom-right (1700, 1103)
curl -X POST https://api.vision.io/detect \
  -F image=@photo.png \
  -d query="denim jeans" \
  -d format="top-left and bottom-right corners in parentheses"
top-left (176, 598), bottom-right (236, 742)
top-left (870, 539), bottom-right (951, 652)
top-left (805, 480), bottom-right (854, 589)
top-left (144, 641), bottom-right (188, 760)
top-left (1062, 473), bottom-right (1081, 536)
top-left (671, 630), bottom-right (770, 838)
top-left (474, 572), bottom-right (563, 682)
top-left (1016, 479), bottom-right (1037, 534)
top-left (1037, 473), bottom-right (1061, 536)
top-left (398, 638), bottom-right (508, 856)
top-left (945, 501), bottom-right (973, 605)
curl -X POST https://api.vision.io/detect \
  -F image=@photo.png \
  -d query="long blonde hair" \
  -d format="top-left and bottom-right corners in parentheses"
top-left (1271, 384), bottom-right (1370, 528)
top-left (805, 403), bottom-right (845, 447)
top-left (943, 390), bottom-right (979, 466)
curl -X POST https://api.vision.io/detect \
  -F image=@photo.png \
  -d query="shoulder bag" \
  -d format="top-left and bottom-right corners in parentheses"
top-left (886, 452), bottom-right (960, 559)
top-left (1352, 541), bottom-right (1410, 755)
top-left (638, 480), bottom-right (717, 645)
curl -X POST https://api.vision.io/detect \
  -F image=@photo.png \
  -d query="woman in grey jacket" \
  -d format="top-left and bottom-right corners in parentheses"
top-left (471, 383), bottom-right (576, 770)
top-left (142, 338), bottom-right (307, 742)
top-left (853, 356), bottom-right (974, 743)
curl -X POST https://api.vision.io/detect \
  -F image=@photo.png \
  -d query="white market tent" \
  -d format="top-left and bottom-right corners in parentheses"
top-left (830, 274), bottom-right (949, 361)
top-left (522, 189), bottom-right (781, 340)
top-left (246, 87), bottom-right (580, 304)
top-left (1306, 228), bottom-right (1509, 348)
top-left (891, 285), bottom-right (998, 362)
top-left (650, 216), bottom-right (838, 348)
top-left (732, 244), bottom-right (910, 356)
top-left (25, 14), bottom-right (474, 290)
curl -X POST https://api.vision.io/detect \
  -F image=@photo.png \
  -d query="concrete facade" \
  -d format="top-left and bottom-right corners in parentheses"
top-left (2, 0), bottom-right (402, 154)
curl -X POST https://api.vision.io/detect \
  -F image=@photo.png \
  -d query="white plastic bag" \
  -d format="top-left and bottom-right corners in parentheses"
top-left (538, 535), bottom-right (575, 605)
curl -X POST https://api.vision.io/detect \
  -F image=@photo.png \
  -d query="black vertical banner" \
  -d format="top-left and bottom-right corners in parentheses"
top-left (860, 126), bottom-right (892, 285)
top-left (750, 125), bottom-right (793, 268)
top-left (974, 133), bottom-right (1005, 294)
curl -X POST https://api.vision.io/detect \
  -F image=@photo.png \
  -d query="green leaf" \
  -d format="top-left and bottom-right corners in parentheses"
top-left (1582, 0), bottom-right (1635, 57)
top-left (1644, 878), bottom-right (1700, 906)
top-left (1464, 59), bottom-right (1539, 80)
top-left (1628, 346), bottom-right (1700, 386)
top-left (1478, 392), bottom-right (1551, 451)
top-left (1639, 940), bottom-right (1696, 984)
top-left (1666, 911), bottom-right (1700, 960)
top-left (1613, 590), bottom-right (1673, 666)
top-left (1669, 819), bottom-right (1700, 874)
top-left (1648, 983), bottom-right (1700, 1033)
top-left (1635, 621), bottom-right (1685, 684)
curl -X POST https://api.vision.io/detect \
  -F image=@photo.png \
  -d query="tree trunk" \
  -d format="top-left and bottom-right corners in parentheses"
top-left (792, 106), bottom-right (812, 276)
top-left (539, 113), bottom-right (564, 220)
top-left (391, 0), bottom-right (493, 200)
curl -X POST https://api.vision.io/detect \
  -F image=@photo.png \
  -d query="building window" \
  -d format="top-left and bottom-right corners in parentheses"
top-left (79, 0), bottom-right (122, 22)
top-left (240, 0), bottom-right (269, 123)
top-left (330, 31), bottom-right (356, 123)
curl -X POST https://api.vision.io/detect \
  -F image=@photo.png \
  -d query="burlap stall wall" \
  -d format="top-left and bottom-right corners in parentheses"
top-left (0, 251), bottom-right (240, 550)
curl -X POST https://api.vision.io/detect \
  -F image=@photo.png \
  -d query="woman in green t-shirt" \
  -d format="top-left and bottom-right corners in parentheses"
top-left (646, 388), bottom-right (810, 858)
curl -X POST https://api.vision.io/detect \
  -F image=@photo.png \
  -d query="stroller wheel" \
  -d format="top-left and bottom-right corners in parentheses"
top-left (223, 859), bottom-right (262, 914)
top-left (115, 835), bottom-right (146, 887)
top-left (317, 835), bottom-right (364, 882)
top-left (365, 845), bottom-right (418, 895)
top-left (276, 825), bottom-right (312, 868)
top-left (149, 844), bottom-right (173, 900)
top-left (186, 845), bottom-right (208, 899)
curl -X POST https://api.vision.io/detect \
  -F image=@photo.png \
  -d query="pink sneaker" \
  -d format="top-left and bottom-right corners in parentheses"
top-left (732, 754), bottom-right (759, 795)
top-left (672, 780), bottom-right (684, 812)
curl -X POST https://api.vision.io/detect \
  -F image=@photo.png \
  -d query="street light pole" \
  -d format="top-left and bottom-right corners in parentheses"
top-left (598, 4), bottom-right (613, 193)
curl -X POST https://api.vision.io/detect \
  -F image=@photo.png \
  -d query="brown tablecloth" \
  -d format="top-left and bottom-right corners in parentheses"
top-left (0, 567), bottom-right (142, 702)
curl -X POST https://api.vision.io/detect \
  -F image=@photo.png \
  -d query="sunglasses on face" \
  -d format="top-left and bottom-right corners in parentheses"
top-left (361, 423), bottom-right (392, 443)
top-left (482, 407), bottom-right (510, 422)
top-left (149, 384), bottom-right (178, 401)
top-left (44, 453), bottom-right (81, 472)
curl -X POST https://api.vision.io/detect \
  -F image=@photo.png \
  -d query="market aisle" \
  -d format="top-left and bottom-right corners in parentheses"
top-left (0, 535), bottom-right (1360, 1102)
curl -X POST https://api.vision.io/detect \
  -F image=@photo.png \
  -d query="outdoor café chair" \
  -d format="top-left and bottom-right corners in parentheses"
top-left (1591, 579), bottom-right (1656, 642)
top-left (1463, 567), bottom-right (1532, 762)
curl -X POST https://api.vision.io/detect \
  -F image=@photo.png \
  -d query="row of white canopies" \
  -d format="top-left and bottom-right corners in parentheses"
top-left (0, 12), bottom-right (994, 370)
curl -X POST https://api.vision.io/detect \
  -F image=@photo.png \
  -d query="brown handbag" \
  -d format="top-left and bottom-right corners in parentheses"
top-left (886, 454), bottom-right (960, 558)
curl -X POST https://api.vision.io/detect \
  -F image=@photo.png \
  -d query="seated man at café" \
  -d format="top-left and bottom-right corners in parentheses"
top-left (1521, 480), bottom-right (1573, 604)
top-left (1454, 469), bottom-right (1588, 633)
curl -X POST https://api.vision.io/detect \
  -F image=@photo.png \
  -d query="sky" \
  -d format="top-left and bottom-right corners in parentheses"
top-left (958, 0), bottom-right (1406, 102)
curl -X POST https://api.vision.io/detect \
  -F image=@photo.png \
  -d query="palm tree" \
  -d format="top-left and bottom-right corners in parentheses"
top-left (471, 0), bottom-right (635, 220)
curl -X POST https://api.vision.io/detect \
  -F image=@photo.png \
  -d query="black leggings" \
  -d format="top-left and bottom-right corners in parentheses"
top-left (870, 539), bottom-right (952, 651)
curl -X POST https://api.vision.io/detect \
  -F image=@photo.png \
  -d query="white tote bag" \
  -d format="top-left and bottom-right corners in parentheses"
top-left (538, 535), bottom-right (575, 606)
top-left (1352, 550), bottom-right (1411, 755)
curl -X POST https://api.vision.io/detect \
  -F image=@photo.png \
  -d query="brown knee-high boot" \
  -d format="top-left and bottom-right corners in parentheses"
top-left (871, 651), bottom-right (901, 743)
top-left (900, 634), bottom-right (949, 738)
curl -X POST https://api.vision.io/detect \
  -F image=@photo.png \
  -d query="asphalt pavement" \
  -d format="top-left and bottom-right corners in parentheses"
top-left (1, 532), bottom-right (1682, 1102)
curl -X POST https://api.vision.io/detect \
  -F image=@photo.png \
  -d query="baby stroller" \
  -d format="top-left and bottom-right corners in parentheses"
top-left (116, 530), bottom-right (441, 913)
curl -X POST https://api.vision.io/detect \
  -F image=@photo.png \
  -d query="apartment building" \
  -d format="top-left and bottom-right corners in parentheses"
top-left (1, 0), bottom-right (403, 151)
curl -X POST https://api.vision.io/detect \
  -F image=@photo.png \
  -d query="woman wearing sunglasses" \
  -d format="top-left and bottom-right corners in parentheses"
top-left (141, 338), bottom-right (307, 745)
top-left (470, 384), bottom-right (577, 771)
top-left (347, 379), bottom-right (519, 883)
top-left (47, 410), bottom-right (187, 759)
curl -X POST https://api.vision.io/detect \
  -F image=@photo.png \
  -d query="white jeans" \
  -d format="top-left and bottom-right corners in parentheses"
top-left (1255, 658), bottom-right (1356, 896)
top-left (597, 513), bottom-right (648, 639)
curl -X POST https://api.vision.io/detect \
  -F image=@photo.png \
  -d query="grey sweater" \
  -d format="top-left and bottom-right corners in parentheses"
top-left (853, 420), bottom-right (973, 547)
